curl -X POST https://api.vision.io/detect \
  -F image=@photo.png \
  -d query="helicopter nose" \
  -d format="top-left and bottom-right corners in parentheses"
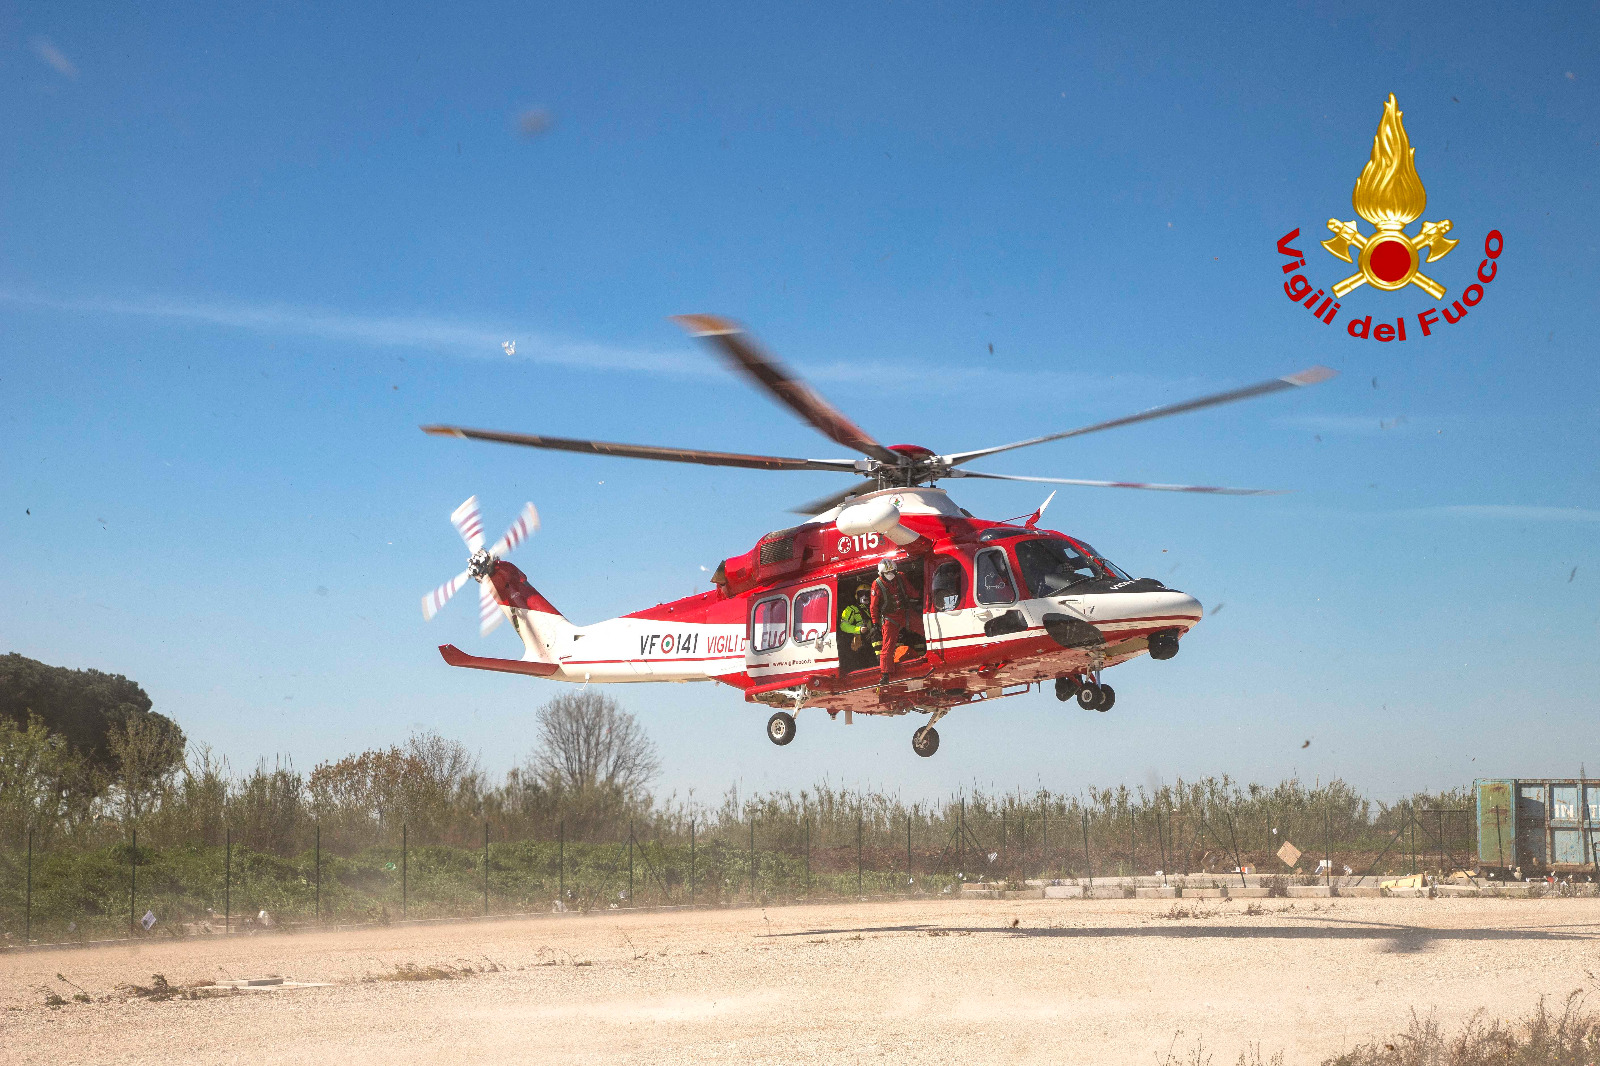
top-left (1177, 591), bottom-right (1202, 617)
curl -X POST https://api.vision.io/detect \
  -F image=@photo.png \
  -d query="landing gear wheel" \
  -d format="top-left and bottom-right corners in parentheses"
top-left (766, 711), bottom-right (797, 746)
top-left (1054, 676), bottom-right (1081, 702)
top-left (912, 726), bottom-right (940, 758)
top-left (1096, 684), bottom-right (1116, 712)
top-left (1076, 683), bottom-right (1102, 710)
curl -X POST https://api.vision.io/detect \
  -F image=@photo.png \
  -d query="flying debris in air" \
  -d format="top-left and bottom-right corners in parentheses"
top-left (1302, 740), bottom-right (1311, 749)
top-left (1570, 566), bottom-right (1579, 583)
top-left (502, 341), bottom-right (516, 356)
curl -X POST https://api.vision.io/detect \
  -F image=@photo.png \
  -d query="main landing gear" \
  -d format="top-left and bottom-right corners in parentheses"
top-left (1056, 675), bottom-right (1115, 712)
top-left (766, 711), bottom-right (797, 746)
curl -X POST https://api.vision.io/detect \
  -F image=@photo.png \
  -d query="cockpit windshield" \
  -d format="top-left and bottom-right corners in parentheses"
top-left (1014, 536), bottom-right (1131, 596)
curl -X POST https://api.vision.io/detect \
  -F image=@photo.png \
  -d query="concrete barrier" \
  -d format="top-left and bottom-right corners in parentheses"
top-left (1003, 888), bottom-right (1045, 900)
top-left (1044, 885), bottom-right (1083, 899)
top-left (1227, 887), bottom-right (1270, 899)
top-left (1287, 885), bottom-right (1331, 898)
top-left (1086, 885), bottom-right (1129, 899)
top-left (1135, 887), bottom-right (1176, 899)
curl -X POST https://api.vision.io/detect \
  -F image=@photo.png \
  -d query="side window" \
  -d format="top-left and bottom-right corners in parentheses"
top-left (751, 596), bottom-right (789, 653)
top-left (974, 548), bottom-right (1017, 605)
top-left (930, 558), bottom-right (965, 612)
top-left (792, 587), bottom-right (831, 643)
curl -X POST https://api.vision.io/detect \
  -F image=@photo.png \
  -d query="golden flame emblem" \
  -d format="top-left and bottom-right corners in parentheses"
top-left (1322, 95), bottom-right (1457, 298)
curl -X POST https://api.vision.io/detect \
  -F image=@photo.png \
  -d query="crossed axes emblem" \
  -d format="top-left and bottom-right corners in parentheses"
top-left (1321, 219), bottom-right (1458, 299)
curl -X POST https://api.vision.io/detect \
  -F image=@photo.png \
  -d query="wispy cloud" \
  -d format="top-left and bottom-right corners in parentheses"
top-left (0, 288), bottom-right (1184, 403)
top-left (0, 289), bottom-right (699, 375)
top-left (29, 37), bottom-right (78, 78)
top-left (1401, 505), bottom-right (1600, 523)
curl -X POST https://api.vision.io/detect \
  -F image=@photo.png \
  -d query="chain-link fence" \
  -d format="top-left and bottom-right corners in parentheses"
top-left (0, 791), bottom-right (1480, 948)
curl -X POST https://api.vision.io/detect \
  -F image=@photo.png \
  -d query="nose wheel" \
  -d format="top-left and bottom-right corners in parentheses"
top-left (766, 711), bottom-right (797, 746)
top-left (912, 726), bottom-right (940, 757)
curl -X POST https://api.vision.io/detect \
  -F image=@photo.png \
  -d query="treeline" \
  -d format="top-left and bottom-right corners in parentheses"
top-left (1, 653), bottom-right (1476, 873)
top-left (2, 721), bottom-right (1474, 875)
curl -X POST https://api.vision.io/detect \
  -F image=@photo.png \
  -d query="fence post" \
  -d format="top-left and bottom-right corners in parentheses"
top-left (483, 821), bottom-right (490, 917)
top-left (314, 823), bottom-right (321, 923)
top-left (559, 819), bottom-right (565, 906)
top-left (1082, 812), bottom-right (1092, 887)
top-left (25, 828), bottom-right (33, 945)
top-left (1041, 796), bottom-right (1049, 877)
top-left (1324, 810), bottom-right (1331, 887)
top-left (1156, 809), bottom-right (1168, 886)
top-left (958, 798), bottom-right (965, 877)
top-left (1437, 810), bottom-right (1444, 874)
top-left (803, 819), bottom-right (809, 893)
top-left (130, 827), bottom-right (137, 936)
top-left (857, 811), bottom-right (863, 895)
top-left (402, 823), bottom-right (408, 919)
top-left (224, 827), bottom-right (231, 934)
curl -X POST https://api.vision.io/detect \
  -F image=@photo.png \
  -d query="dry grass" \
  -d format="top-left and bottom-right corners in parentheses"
top-left (1327, 994), bottom-right (1600, 1066)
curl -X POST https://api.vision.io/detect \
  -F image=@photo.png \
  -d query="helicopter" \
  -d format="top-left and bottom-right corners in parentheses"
top-left (421, 315), bottom-right (1334, 757)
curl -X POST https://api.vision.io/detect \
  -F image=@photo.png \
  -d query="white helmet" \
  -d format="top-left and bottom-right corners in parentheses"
top-left (877, 558), bottom-right (897, 576)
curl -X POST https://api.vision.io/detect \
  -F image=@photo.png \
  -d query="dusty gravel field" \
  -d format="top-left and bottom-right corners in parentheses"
top-left (3, 895), bottom-right (1598, 1065)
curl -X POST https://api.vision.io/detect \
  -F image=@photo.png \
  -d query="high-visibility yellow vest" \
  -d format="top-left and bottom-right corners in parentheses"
top-left (840, 604), bottom-right (869, 634)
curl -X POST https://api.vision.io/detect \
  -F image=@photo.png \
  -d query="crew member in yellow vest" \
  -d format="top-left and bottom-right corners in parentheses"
top-left (839, 586), bottom-right (872, 653)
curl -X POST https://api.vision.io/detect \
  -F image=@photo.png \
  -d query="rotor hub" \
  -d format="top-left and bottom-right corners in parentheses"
top-left (467, 548), bottom-right (496, 581)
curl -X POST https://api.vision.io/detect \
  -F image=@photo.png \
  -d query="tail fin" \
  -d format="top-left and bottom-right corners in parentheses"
top-left (487, 560), bottom-right (574, 663)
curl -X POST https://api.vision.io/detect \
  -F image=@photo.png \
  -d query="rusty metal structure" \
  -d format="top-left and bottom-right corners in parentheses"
top-left (1476, 778), bottom-right (1599, 878)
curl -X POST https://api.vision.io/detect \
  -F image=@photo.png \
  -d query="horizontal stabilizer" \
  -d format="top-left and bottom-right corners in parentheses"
top-left (438, 644), bottom-right (560, 677)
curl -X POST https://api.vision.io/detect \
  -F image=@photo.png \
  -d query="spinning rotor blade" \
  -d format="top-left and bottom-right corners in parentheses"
top-left (450, 495), bottom-right (486, 552)
top-left (944, 366), bottom-right (1338, 466)
top-left (949, 470), bottom-right (1282, 495)
top-left (479, 580), bottom-right (503, 636)
top-left (422, 425), bottom-right (857, 473)
top-left (422, 569), bottom-right (471, 620)
top-left (789, 482), bottom-right (872, 516)
top-left (672, 315), bottom-right (903, 465)
top-left (488, 503), bottom-right (540, 559)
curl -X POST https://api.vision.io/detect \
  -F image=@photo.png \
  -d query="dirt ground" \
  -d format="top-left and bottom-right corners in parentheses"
top-left (3, 895), bottom-right (1598, 1065)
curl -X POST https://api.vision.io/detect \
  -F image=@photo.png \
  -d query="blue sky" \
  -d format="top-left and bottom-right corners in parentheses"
top-left (3, 1), bottom-right (1596, 804)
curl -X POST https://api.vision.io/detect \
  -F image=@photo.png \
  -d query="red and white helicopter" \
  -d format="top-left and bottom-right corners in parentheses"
top-left (422, 315), bottom-right (1334, 756)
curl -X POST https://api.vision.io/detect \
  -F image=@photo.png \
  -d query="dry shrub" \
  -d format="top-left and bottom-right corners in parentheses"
top-left (1325, 994), bottom-right (1600, 1066)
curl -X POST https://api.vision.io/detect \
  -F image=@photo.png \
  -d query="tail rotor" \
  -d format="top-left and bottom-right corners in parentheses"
top-left (421, 495), bottom-right (540, 636)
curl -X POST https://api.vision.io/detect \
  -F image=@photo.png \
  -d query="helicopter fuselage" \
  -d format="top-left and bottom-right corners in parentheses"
top-left (440, 487), bottom-right (1201, 720)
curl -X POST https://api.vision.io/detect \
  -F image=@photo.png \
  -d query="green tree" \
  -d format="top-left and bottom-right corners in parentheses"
top-left (0, 653), bottom-right (184, 780)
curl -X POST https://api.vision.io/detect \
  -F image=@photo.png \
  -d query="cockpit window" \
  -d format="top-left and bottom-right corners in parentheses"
top-left (1015, 537), bottom-right (1130, 596)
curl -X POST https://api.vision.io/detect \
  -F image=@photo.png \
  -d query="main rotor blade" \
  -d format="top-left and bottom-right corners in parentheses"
top-left (789, 482), bottom-right (872, 516)
top-left (423, 425), bottom-right (859, 473)
top-left (949, 470), bottom-right (1283, 495)
top-left (672, 314), bottom-right (903, 466)
top-left (944, 366), bottom-right (1337, 466)
top-left (422, 569), bottom-right (471, 620)
top-left (488, 503), bottom-right (540, 559)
